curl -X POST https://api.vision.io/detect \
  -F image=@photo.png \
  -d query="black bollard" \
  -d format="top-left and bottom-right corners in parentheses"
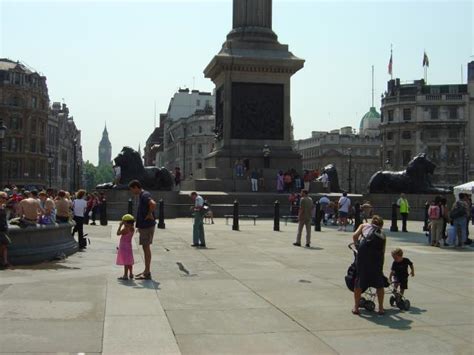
top-left (273, 200), bottom-right (280, 232)
top-left (128, 198), bottom-right (133, 215)
top-left (423, 201), bottom-right (429, 232)
top-left (314, 201), bottom-right (321, 232)
top-left (390, 203), bottom-right (399, 232)
top-left (353, 202), bottom-right (362, 232)
top-left (232, 200), bottom-right (239, 231)
top-left (100, 199), bottom-right (108, 226)
top-left (158, 199), bottom-right (166, 229)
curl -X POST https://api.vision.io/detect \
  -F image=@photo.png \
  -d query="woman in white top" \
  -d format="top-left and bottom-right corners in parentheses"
top-left (72, 190), bottom-right (88, 249)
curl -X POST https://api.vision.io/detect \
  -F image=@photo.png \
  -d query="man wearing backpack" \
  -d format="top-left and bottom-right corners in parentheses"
top-left (428, 196), bottom-right (444, 247)
top-left (397, 193), bottom-right (410, 232)
top-left (450, 193), bottom-right (468, 247)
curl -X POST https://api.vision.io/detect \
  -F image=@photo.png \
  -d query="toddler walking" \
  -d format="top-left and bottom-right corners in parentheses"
top-left (389, 248), bottom-right (415, 296)
top-left (116, 214), bottom-right (135, 280)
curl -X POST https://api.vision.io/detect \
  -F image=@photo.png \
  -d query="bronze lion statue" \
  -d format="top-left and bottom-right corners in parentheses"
top-left (97, 146), bottom-right (173, 191)
top-left (368, 153), bottom-right (449, 194)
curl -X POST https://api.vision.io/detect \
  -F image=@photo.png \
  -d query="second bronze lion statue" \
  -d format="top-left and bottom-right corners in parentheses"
top-left (368, 153), bottom-right (449, 194)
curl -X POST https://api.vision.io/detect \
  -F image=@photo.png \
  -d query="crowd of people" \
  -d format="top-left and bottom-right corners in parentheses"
top-left (426, 193), bottom-right (473, 248)
top-left (0, 187), bottom-right (109, 267)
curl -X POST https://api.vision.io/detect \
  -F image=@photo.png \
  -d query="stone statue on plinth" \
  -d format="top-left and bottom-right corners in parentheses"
top-left (199, 0), bottom-right (304, 191)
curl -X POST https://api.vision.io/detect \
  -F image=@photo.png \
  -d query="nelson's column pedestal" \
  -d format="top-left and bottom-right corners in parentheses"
top-left (193, 0), bottom-right (304, 192)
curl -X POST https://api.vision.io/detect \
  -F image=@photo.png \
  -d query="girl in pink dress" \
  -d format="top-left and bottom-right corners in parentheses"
top-left (116, 214), bottom-right (135, 280)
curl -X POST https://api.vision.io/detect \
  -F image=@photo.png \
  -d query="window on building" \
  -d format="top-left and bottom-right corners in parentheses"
top-left (10, 115), bottom-right (21, 130)
top-left (386, 150), bottom-right (393, 164)
top-left (8, 138), bottom-right (16, 152)
top-left (32, 96), bottom-right (37, 108)
top-left (402, 131), bottom-right (411, 139)
top-left (14, 73), bottom-right (20, 85)
top-left (430, 130), bottom-right (439, 138)
top-left (449, 86), bottom-right (459, 94)
top-left (428, 147), bottom-right (440, 163)
top-left (430, 107), bottom-right (439, 120)
top-left (388, 110), bottom-right (394, 122)
top-left (447, 149), bottom-right (460, 166)
top-left (387, 132), bottom-right (394, 140)
top-left (430, 87), bottom-right (440, 94)
top-left (448, 130), bottom-right (458, 139)
top-left (402, 150), bottom-right (412, 166)
top-left (31, 119), bottom-right (37, 133)
top-left (197, 162), bottom-right (203, 169)
top-left (198, 144), bottom-right (202, 154)
top-left (198, 126), bottom-right (202, 134)
top-left (449, 107), bottom-right (458, 119)
top-left (30, 138), bottom-right (37, 153)
top-left (403, 108), bottom-right (412, 121)
top-left (196, 100), bottom-right (201, 106)
top-left (30, 160), bottom-right (36, 177)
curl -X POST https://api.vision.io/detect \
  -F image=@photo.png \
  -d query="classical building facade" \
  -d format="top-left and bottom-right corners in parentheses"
top-left (160, 89), bottom-right (215, 178)
top-left (0, 58), bottom-right (83, 190)
top-left (295, 107), bottom-right (382, 193)
top-left (380, 62), bottom-right (474, 186)
top-left (98, 124), bottom-right (112, 166)
top-left (163, 107), bottom-right (215, 178)
top-left (49, 102), bottom-right (83, 191)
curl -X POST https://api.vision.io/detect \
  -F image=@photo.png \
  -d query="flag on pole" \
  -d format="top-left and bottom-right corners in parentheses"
top-left (388, 51), bottom-right (393, 76)
top-left (423, 51), bottom-right (430, 67)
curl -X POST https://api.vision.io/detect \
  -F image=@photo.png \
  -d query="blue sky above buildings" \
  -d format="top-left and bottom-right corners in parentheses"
top-left (1, 0), bottom-right (472, 164)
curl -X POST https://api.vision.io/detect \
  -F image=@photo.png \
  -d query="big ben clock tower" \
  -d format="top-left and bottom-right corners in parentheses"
top-left (98, 123), bottom-right (112, 166)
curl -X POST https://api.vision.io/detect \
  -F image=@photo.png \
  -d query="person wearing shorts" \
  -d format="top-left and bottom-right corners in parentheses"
top-left (338, 192), bottom-right (351, 231)
top-left (129, 180), bottom-right (156, 280)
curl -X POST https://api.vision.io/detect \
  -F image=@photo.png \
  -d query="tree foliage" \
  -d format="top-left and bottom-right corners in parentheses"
top-left (83, 161), bottom-right (114, 191)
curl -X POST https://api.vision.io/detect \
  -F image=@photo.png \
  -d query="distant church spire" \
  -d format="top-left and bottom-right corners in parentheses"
top-left (98, 122), bottom-right (112, 166)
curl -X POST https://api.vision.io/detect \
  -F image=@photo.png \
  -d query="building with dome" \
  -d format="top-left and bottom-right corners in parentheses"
top-left (98, 124), bottom-right (112, 166)
top-left (359, 106), bottom-right (381, 138)
top-left (294, 110), bottom-right (382, 193)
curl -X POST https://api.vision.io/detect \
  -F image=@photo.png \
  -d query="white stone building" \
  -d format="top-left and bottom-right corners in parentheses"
top-left (161, 89), bottom-right (216, 178)
top-left (166, 88), bottom-right (215, 121)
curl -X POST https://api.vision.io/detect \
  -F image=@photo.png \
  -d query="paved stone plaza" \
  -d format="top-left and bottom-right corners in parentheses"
top-left (1, 219), bottom-right (473, 354)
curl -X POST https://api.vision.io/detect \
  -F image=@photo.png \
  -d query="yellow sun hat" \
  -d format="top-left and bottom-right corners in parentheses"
top-left (121, 214), bottom-right (135, 222)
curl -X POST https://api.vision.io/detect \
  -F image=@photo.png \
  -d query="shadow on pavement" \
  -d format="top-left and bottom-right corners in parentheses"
top-left (117, 278), bottom-right (161, 290)
top-left (5, 262), bottom-right (80, 271)
top-left (359, 308), bottom-right (416, 330)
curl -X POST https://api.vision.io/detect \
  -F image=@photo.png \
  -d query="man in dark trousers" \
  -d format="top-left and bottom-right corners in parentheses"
top-left (129, 180), bottom-right (156, 280)
top-left (397, 193), bottom-right (410, 232)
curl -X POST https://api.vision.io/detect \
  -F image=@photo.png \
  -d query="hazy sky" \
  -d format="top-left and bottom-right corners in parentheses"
top-left (1, 0), bottom-right (472, 165)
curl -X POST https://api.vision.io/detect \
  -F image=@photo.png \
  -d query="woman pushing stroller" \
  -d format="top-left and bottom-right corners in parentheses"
top-left (351, 215), bottom-right (386, 315)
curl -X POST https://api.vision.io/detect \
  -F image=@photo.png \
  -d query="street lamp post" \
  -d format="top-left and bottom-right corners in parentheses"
top-left (347, 148), bottom-right (352, 193)
top-left (0, 120), bottom-right (7, 189)
top-left (48, 152), bottom-right (53, 189)
top-left (73, 138), bottom-right (77, 191)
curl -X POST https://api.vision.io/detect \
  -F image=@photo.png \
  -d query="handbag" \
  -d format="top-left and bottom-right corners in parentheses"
top-left (446, 225), bottom-right (457, 245)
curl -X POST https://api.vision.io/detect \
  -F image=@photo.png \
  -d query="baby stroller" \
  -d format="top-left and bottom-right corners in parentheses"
top-left (345, 243), bottom-right (393, 312)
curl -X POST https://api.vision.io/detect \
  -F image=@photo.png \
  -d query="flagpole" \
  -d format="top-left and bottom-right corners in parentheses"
top-left (390, 44), bottom-right (393, 80)
top-left (371, 65), bottom-right (375, 107)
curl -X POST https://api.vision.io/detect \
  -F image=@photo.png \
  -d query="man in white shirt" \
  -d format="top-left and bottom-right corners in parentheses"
top-left (338, 192), bottom-right (351, 232)
top-left (190, 192), bottom-right (206, 248)
top-left (72, 190), bottom-right (88, 249)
